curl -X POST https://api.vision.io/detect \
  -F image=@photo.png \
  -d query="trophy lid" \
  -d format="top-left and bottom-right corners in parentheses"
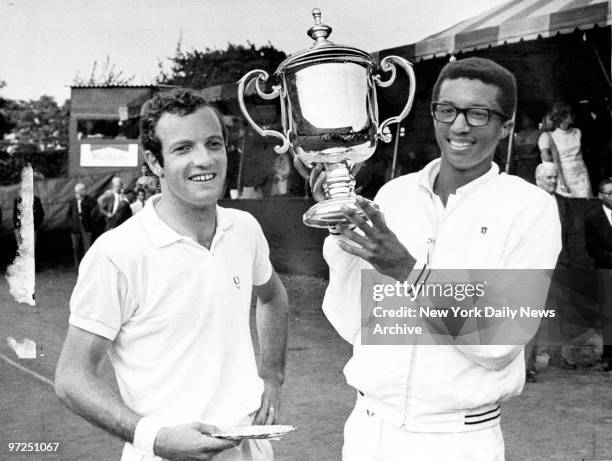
top-left (274, 8), bottom-right (375, 75)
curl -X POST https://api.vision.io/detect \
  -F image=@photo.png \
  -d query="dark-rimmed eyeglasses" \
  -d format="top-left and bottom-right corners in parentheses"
top-left (431, 102), bottom-right (510, 127)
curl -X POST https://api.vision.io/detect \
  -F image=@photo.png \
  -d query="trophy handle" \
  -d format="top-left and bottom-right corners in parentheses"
top-left (237, 69), bottom-right (290, 154)
top-left (373, 56), bottom-right (416, 143)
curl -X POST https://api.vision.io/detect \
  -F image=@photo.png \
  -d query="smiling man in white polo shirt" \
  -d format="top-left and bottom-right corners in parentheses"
top-left (55, 88), bottom-right (289, 461)
top-left (319, 58), bottom-right (562, 460)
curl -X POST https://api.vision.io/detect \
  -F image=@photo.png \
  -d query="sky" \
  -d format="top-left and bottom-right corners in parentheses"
top-left (0, 0), bottom-right (508, 104)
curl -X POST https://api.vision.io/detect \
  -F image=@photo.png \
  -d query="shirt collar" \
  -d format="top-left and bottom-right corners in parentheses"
top-left (603, 204), bottom-right (612, 224)
top-left (417, 158), bottom-right (499, 196)
top-left (139, 195), bottom-right (232, 248)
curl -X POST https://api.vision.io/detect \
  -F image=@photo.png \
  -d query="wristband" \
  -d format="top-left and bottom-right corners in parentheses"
top-left (133, 417), bottom-right (164, 456)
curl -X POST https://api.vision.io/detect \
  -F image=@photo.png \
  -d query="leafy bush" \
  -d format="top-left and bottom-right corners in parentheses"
top-left (0, 149), bottom-right (67, 185)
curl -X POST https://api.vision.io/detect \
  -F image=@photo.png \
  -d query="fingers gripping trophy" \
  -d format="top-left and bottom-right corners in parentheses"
top-left (238, 8), bottom-right (416, 227)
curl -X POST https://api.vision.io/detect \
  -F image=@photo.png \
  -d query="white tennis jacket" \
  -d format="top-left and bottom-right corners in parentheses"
top-left (323, 159), bottom-right (562, 432)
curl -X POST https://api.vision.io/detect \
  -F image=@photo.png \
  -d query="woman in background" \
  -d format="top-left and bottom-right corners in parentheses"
top-left (538, 102), bottom-right (591, 197)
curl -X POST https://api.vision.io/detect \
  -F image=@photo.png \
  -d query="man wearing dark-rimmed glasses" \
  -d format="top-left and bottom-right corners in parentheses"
top-left (430, 103), bottom-right (510, 127)
top-left (317, 57), bottom-right (561, 460)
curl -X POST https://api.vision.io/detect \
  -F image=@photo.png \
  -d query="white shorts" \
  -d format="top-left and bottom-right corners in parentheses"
top-left (342, 397), bottom-right (505, 461)
top-left (212, 439), bottom-right (273, 461)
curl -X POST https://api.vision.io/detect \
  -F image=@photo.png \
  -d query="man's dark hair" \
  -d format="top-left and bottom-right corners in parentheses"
top-left (140, 88), bottom-right (227, 167)
top-left (431, 57), bottom-right (517, 118)
top-left (599, 178), bottom-right (612, 193)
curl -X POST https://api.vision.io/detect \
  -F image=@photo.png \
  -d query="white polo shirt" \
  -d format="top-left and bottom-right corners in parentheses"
top-left (323, 158), bottom-right (562, 431)
top-left (69, 196), bottom-right (272, 430)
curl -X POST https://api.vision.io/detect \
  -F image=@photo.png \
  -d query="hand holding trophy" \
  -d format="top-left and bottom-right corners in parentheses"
top-left (238, 8), bottom-right (415, 227)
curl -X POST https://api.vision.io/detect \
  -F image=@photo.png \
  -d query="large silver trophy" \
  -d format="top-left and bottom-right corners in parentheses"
top-left (238, 8), bottom-right (415, 227)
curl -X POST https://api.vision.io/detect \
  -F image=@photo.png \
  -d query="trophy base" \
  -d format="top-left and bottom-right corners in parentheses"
top-left (303, 196), bottom-right (368, 228)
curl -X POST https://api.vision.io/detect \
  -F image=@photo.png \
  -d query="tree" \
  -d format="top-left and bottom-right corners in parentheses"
top-left (73, 55), bottom-right (135, 86)
top-left (156, 42), bottom-right (287, 89)
top-left (0, 79), bottom-right (14, 137)
top-left (0, 93), bottom-right (69, 183)
top-left (3, 95), bottom-right (69, 150)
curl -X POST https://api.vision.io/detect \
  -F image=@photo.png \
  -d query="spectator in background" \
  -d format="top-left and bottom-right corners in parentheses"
top-left (535, 161), bottom-right (559, 194)
top-left (134, 162), bottom-right (156, 196)
top-left (538, 102), bottom-right (592, 198)
top-left (66, 183), bottom-right (95, 269)
top-left (130, 188), bottom-right (146, 215)
top-left (89, 204), bottom-right (107, 243)
top-left (108, 189), bottom-right (133, 229)
top-left (524, 161), bottom-right (562, 382)
top-left (269, 152), bottom-right (291, 196)
top-left (584, 178), bottom-right (612, 372)
top-left (538, 111), bottom-right (567, 193)
top-left (124, 188), bottom-right (136, 206)
top-left (535, 161), bottom-right (568, 251)
top-left (97, 176), bottom-right (123, 231)
top-left (512, 112), bottom-right (541, 184)
top-left (535, 162), bottom-right (591, 370)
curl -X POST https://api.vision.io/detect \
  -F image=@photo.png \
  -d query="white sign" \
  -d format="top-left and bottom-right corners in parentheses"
top-left (80, 144), bottom-right (139, 167)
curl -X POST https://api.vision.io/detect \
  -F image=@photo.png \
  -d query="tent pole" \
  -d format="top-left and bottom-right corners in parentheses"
top-left (236, 130), bottom-right (247, 198)
top-left (504, 114), bottom-right (516, 174)
top-left (391, 123), bottom-right (401, 179)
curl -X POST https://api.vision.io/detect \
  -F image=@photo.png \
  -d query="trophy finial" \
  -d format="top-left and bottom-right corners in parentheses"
top-left (308, 8), bottom-right (333, 45)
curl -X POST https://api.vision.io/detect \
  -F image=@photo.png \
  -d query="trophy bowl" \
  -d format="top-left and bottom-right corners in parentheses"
top-left (238, 8), bottom-right (415, 228)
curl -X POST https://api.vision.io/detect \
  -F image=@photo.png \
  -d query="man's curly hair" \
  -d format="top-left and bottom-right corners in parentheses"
top-left (140, 88), bottom-right (227, 167)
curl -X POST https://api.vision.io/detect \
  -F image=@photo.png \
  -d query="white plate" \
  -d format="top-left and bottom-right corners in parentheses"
top-left (210, 424), bottom-right (296, 440)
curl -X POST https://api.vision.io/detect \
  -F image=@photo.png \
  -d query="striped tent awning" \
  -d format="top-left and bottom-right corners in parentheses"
top-left (378, 0), bottom-right (611, 61)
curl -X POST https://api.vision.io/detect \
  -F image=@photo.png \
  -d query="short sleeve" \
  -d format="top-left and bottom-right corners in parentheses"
top-left (251, 218), bottom-right (273, 286)
top-left (69, 248), bottom-right (134, 340)
top-left (537, 132), bottom-right (550, 150)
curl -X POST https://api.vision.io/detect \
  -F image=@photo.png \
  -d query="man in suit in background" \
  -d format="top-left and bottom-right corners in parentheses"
top-left (535, 162), bottom-right (558, 194)
top-left (66, 183), bottom-right (95, 269)
top-left (107, 189), bottom-right (133, 229)
top-left (585, 178), bottom-right (612, 371)
top-left (97, 176), bottom-right (123, 231)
